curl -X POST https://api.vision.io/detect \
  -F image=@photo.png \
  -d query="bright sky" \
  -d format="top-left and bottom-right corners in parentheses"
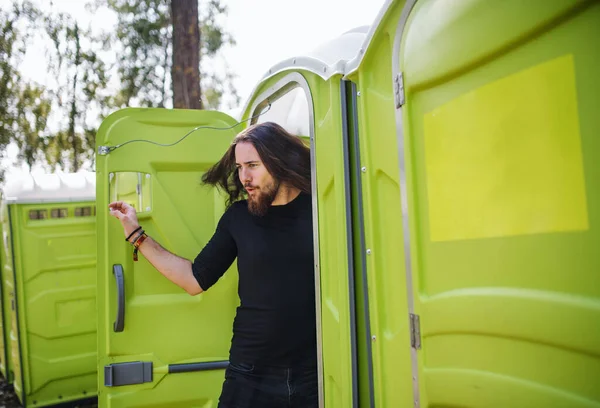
top-left (219, 0), bottom-right (384, 105)
top-left (4, 0), bottom-right (385, 178)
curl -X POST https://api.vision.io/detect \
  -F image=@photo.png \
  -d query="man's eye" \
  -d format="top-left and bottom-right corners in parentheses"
top-left (249, 163), bottom-right (258, 168)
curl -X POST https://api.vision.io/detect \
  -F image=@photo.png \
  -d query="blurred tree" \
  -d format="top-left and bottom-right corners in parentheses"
top-left (14, 83), bottom-right (52, 171)
top-left (93, 0), bottom-right (239, 110)
top-left (43, 12), bottom-right (108, 172)
top-left (1, 2), bottom-right (107, 177)
top-left (0, 1), bottom-right (52, 182)
top-left (1, 0), bottom-right (238, 180)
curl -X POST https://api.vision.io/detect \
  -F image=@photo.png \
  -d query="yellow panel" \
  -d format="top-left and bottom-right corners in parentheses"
top-left (424, 54), bottom-right (588, 242)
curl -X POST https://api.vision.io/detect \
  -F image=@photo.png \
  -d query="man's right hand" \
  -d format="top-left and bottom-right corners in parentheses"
top-left (108, 201), bottom-right (140, 240)
top-left (107, 200), bottom-right (202, 295)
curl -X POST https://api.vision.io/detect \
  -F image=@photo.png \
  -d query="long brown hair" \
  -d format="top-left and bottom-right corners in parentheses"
top-left (202, 122), bottom-right (311, 206)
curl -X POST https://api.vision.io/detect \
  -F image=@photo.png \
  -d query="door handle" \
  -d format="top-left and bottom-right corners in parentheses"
top-left (113, 264), bottom-right (125, 332)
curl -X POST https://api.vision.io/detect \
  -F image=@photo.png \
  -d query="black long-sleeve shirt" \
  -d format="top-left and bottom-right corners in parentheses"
top-left (192, 192), bottom-right (317, 368)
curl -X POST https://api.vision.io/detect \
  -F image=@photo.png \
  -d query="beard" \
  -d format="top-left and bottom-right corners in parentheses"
top-left (246, 180), bottom-right (280, 216)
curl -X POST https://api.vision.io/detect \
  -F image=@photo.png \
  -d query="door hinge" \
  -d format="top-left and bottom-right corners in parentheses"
top-left (394, 72), bottom-right (405, 108)
top-left (105, 361), bottom-right (153, 387)
top-left (410, 313), bottom-right (421, 350)
top-left (98, 146), bottom-right (111, 155)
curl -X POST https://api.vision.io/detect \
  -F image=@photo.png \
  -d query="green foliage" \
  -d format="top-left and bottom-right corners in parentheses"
top-left (92, 0), bottom-right (172, 107)
top-left (201, 0), bottom-right (234, 57)
top-left (14, 83), bottom-right (52, 168)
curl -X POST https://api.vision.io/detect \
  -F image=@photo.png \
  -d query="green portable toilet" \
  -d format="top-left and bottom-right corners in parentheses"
top-left (1, 172), bottom-right (97, 407)
top-left (95, 27), bottom-right (367, 407)
top-left (343, 0), bottom-right (600, 407)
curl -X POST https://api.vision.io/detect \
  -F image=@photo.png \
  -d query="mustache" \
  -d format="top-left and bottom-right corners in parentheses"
top-left (244, 183), bottom-right (258, 189)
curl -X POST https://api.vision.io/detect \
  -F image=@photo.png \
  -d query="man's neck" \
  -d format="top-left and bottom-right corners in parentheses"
top-left (272, 185), bottom-right (301, 206)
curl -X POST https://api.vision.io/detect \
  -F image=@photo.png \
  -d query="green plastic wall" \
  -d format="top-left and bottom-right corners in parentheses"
top-left (349, 0), bottom-right (600, 406)
top-left (0, 199), bottom-right (11, 383)
top-left (347, 3), bottom-right (415, 405)
top-left (5, 200), bottom-right (97, 407)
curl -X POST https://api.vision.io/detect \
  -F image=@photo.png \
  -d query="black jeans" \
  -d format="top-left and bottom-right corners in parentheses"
top-left (218, 361), bottom-right (318, 408)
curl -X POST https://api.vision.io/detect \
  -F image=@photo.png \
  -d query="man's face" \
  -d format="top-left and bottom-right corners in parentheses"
top-left (235, 142), bottom-right (280, 216)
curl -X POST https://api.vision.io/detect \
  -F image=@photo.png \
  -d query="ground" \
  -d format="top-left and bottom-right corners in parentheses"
top-left (0, 376), bottom-right (98, 408)
top-left (0, 378), bottom-right (22, 408)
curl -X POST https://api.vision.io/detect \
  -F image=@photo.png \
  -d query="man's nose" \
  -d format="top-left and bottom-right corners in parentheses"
top-left (241, 168), bottom-right (251, 182)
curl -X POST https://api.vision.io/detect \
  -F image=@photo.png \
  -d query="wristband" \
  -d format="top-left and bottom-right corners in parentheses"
top-left (125, 226), bottom-right (142, 242)
top-left (133, 233), bottom-right (148, 262)
top-left (130, 229), bottom-right (145, 246)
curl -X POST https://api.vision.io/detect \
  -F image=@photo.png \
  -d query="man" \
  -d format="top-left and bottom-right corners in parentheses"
top-left (108, 122), bottom-right (318, 408)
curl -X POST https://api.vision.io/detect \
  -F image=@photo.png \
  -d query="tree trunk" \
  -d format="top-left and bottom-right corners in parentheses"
top-left (171, 0), bottom-right (202, 109)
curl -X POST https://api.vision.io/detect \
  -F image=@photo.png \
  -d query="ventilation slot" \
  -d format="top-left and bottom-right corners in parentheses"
top-left (51, 208), bottom-right (68, 219)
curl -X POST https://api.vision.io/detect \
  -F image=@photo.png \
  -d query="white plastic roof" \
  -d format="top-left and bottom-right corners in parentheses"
top-left (260, 25), bottom-right (370, 83)
top-left (240, 25), bottom-right (370, 121)
top-left (310, 26), bottom-right (371, 64)
top-left (3, 172), bottom-right (96, 204)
